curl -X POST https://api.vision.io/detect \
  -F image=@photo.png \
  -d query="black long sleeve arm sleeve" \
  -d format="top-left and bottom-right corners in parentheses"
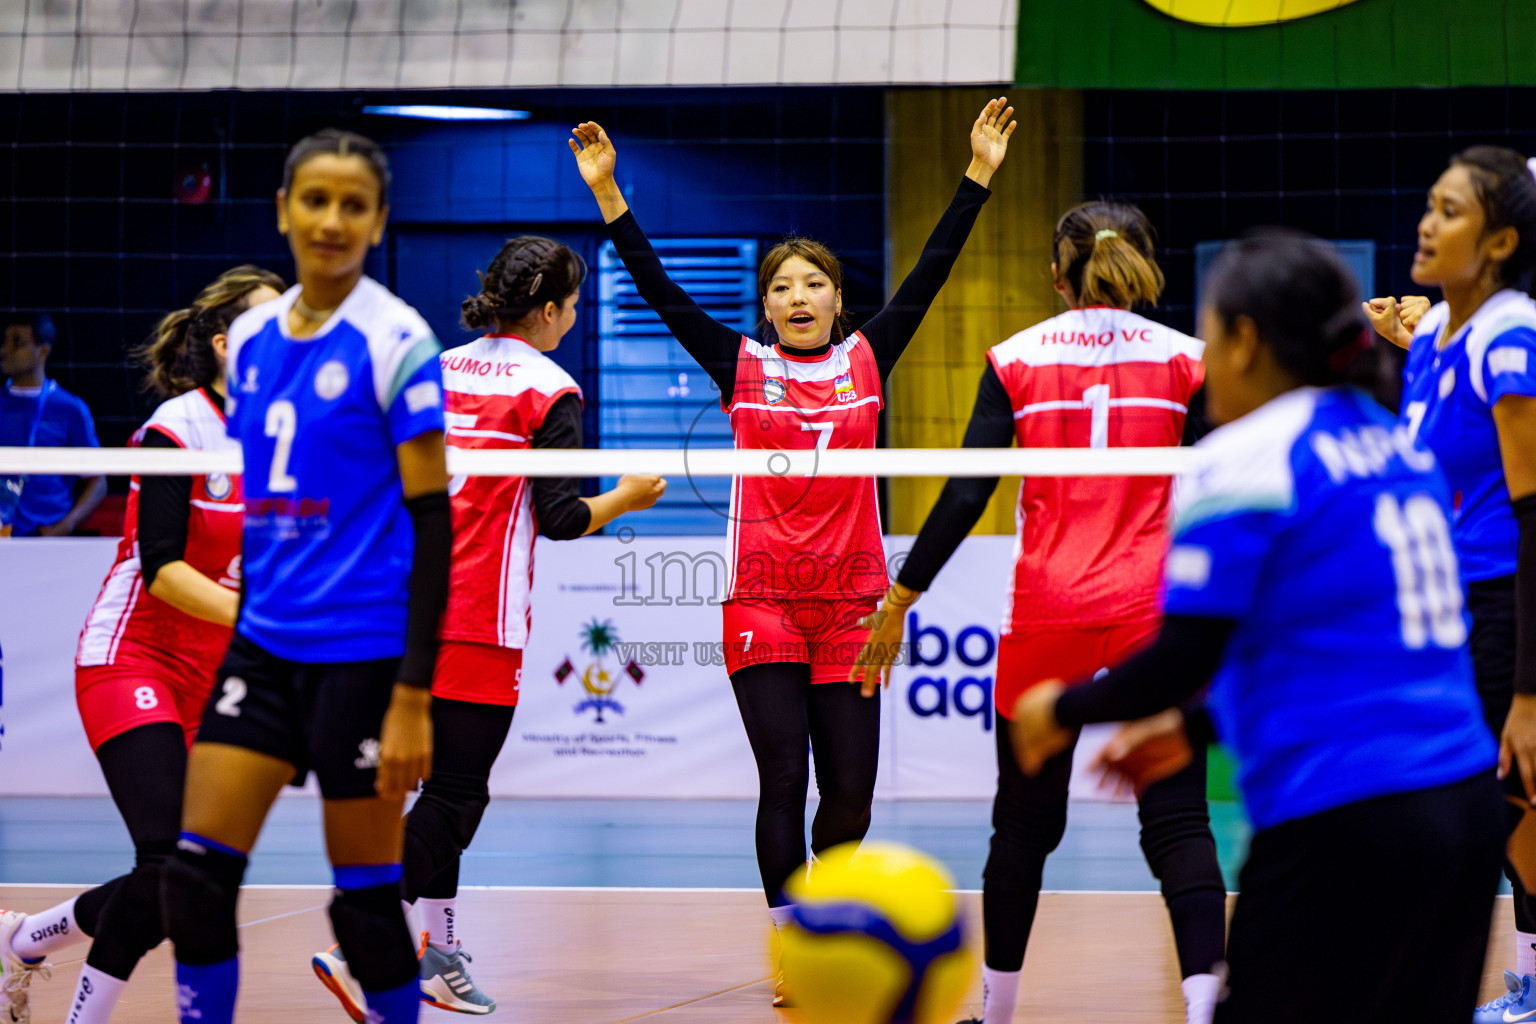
top-left (136, 430), bottom-right (192, 589)
top-left (1514, 494), bottom-right (1536, 695)
top-left (605, 211), bottom-right (744, 401)
top-left (530, 392), bottom-right (593, 541)
top-left (1053, 614), bottom-right (1238, 727)
top-left (894, 362), bottom-right (1014, 593)
top-left (398, 491), bottom-right (452, 688)
top-left (863, 176), bottom-right (992, 381)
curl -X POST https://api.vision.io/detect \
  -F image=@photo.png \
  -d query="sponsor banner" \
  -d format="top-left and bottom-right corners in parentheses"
top-left (0, 536), bottom-right (1127, 801)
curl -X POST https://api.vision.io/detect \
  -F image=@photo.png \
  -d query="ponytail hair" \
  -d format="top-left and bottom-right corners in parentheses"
top-left (1203, 230), bottom-right (1370, 387)
top-left (135, 265), bottom-right (286, 398)
top-left (462, 236), bottom-right (587, 331)
top-left (1052, 201), bottom-right (1165, 309)
top-left (1449, 145), bottom-right (1536, 294)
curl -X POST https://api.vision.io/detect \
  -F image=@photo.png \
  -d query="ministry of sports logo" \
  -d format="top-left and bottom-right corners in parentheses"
top-left (554, 618), bottom-right (645, 723)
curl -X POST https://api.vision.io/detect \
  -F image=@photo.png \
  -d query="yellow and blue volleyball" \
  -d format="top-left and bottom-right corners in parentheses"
top-left (779, 841), bottom-right (974, 1024)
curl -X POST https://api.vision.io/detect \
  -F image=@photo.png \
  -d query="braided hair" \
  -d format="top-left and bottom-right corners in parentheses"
top-left (462, 236), bottom-right (587, 331)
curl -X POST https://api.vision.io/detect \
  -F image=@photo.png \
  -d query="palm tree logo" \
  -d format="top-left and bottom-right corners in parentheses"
top-left (569, 618), bottom-right (626, 722)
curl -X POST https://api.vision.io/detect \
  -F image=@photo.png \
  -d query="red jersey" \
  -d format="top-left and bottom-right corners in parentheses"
top-left (725, 333), bottom-right (886, 600)
top-left (439, 335), bottom-right (580, 650)
top-left (76, 387), bottom-right (243, 676)
top-left (989, 307), bottom-right (1204, 631)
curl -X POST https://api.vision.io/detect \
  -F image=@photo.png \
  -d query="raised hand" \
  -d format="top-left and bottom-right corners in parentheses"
top-left (966, 97), bottom-right (1017, 188)
top-left (569, 122), bottom-right (617, 187)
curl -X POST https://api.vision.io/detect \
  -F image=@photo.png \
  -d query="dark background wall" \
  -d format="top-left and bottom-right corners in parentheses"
top-left (1082, 87), bottom-right (1536, 336)
top-left (5, 84), bottom-right (1535, 480)
top-left (1, 86), bottom-right (887, 458)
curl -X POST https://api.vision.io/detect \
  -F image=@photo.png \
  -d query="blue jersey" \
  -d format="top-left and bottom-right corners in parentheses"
top-left (1402, 290), bottom-right (1536, 582)
top-left (1165, 386), bottom-right (1493, 830)
top-left (0, 380), bottom-right (99, 536)
top-left (225, 277), bottom-right (445, 662)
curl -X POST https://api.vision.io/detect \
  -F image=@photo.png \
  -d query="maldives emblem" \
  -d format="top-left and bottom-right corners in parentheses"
top-left (763, 378), bottom-right (787, 404)
top-left (554, 618), bottom-right (645, 723)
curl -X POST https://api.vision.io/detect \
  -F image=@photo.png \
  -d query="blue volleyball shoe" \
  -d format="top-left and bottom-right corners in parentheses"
top-left (1475, 970), bottom-right (1536, 1023)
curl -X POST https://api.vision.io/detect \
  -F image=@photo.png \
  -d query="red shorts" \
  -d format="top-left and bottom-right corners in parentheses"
top-left (721, 595), bottom-right (880, 684)
top-left (75, 662), bottom-right (212, 752)
top-left (431, 640), bottom-right (523, 706)
top-left (994, 618), bottom-right (1161, 721)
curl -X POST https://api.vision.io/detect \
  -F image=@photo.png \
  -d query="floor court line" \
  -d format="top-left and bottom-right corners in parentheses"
top-left (0, 886), bottom-right (1517, 1022)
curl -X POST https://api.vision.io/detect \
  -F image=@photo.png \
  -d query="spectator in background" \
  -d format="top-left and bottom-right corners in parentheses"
top-left (0, 314), bottom-right (106, 536)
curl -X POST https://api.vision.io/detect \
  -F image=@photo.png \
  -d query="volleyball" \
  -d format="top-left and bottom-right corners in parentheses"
top-left (779, 842), bottom-right (974, 1024)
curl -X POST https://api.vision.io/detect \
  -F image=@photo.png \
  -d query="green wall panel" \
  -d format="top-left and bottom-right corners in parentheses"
top-left (1016, 0), bottom-right (1535, 89)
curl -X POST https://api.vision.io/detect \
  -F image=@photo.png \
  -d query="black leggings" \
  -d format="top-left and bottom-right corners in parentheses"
top-left (402, 698), bottom-right (516, 902)
top-left (730, 663), bottom-right (881, 906)
top-left (75, 722), bottom-right (186, 980)
top-left (1466, 577), bottom-right (1536, 933)
top-left (982, 722), bottom-right (1227, 978)
top-left (1217, 771), bottom-right (1503, 1023)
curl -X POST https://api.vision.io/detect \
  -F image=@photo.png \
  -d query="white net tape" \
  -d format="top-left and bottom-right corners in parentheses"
top-left (0, 445), bottom-right (1201, 478)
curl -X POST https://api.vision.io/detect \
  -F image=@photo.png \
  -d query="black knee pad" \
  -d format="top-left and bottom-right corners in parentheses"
top-left (85, 863), bottom-right (168, 979)
top-left (329, 884), bottom-right (417, 993)
top-left (411, 771), bottom-right (491, 851)
top-left (135, 837), bottom-right (178, 870)
top-left (1139, 799), bottom-right (1222, 900)
top-left (161, 839), bottom-right (246, 966)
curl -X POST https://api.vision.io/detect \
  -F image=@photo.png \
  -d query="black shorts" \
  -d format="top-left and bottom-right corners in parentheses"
top-left (196, 631), bottom-right (399, 800)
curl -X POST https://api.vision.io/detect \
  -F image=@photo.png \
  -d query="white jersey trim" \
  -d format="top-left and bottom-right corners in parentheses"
top-left (1015, 396), bottom-right (1188, 419)
top-left (742, 334), bottom-right (865, 384)
top-left (733, 394), bottom-right (882, 416)
top-left (1173, 387), bottom-right (1317, 534)
top-left (991, 308), bottom-right (1203, 369)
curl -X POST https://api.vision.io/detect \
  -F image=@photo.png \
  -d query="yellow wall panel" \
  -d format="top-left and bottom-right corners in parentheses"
top-left (884, 88), bottom-right (1084, 535)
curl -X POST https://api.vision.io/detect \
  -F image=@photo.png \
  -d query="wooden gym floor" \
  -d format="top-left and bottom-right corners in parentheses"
top-left (0, 886), bottom-right (1517, 1022)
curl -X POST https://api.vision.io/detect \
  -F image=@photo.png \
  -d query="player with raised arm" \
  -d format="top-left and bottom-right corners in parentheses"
top-left (850, 201), bottom-right (1226, 1024)
top-left (571, 98), bottom-right (1014, 1005)
top-left (159, 129), bottom-right (450, 1024)
top-left (1361, 148), bottom-right (1536, 1024)
top-left (311, 235), bottom-right (665, 1016)
top-left (0, 268), bottom-right (283, 1024)
top-left (1010, 230), bottom-right (1503, 1022)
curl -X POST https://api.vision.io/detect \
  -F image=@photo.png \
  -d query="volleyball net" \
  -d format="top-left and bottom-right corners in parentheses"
top-left (0, 445), bottom-right (1201, 479)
